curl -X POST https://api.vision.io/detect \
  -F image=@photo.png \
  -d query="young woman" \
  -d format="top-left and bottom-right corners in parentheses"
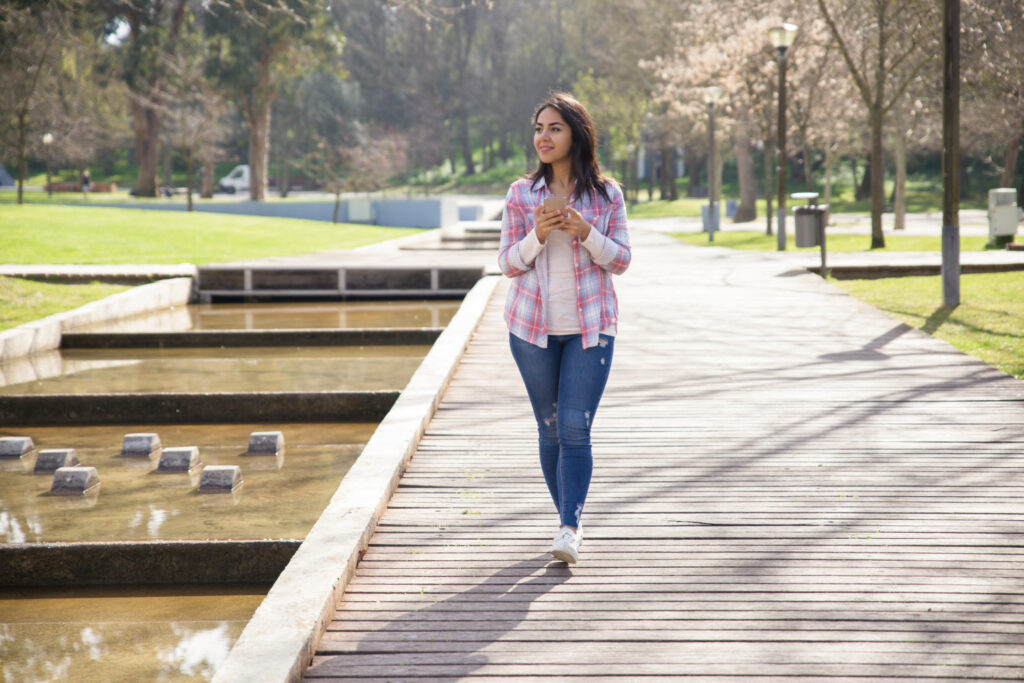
top-left (498, 92), bottom-right (631, 564)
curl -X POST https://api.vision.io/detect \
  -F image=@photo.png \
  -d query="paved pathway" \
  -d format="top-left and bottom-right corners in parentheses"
top-left (302, 224), bottom-right (1024, 680)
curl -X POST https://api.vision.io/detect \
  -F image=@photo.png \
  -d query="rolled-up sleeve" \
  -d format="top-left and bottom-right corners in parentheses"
top-left (498, 186), bottom-right (536, 277)
top-left (590, 184), bottom-right (631, 275)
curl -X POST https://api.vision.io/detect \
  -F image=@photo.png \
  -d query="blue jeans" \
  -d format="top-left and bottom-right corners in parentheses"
top-left (509, 332), bottom-right (614, 528)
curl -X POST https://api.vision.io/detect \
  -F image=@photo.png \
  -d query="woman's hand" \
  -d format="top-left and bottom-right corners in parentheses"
top-left (533, 203), bottom-right (565, 244)
top-left (534, 204), bottom-right (592, 243)
top-left (561, 207), bottom-right (592, 241)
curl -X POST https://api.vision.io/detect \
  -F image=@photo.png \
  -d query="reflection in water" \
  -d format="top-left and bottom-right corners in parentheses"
top-left (0, 423), bottom-right (375, 543)
top-left (0, 346), bottom-right (428, 394)
top-left (0, 585), bottom-right (266, 682)
top-left (68, 300), bottom-right (461, 333)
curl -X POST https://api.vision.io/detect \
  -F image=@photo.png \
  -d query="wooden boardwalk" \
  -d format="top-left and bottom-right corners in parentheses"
top-left (304, 227), bottom-right (1024, 681)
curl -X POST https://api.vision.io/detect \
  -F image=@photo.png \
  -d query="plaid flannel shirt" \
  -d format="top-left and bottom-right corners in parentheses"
top-left (498, 176), bottom-right (631, 349)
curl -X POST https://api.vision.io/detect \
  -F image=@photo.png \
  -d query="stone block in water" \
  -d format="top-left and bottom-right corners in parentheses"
top-left (34, 448), bottom-right (79, 473)
top-left (246, 431), bottom-right (285, 456)
top-left (157, 446), bottom-right (201, 472)
top-left (0, 436), bottom-right (35, 458)
top-left (50, 466), bottom-right (100, 495)
top-left (199, 465), bottom-right (242, 493)
top-left (121, 432), bottom-right (162, 457)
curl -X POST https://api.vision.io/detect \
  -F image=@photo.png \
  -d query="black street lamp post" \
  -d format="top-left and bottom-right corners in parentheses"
top-left (769, 23), bottom-right (798, 251)
top-left (704, 86), bottom-right (722, 242)
top-left (42, 133), bottom-right (54, 198)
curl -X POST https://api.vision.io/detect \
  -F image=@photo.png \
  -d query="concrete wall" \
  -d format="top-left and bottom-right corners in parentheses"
top-left (80, 198), bottom-right (459, 229)
top-left (0, 277), bottom-right (195, 364)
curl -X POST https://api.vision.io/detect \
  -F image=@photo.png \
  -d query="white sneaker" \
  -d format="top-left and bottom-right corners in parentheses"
top-left (551, 527), bottom-right (580, 564)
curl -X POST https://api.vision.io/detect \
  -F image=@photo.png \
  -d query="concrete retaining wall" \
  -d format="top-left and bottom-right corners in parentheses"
top-left (211, 274), bottom-right (500, 683)
top-left (79, 198), bottom-right (459, 229)
top-left (0, 277), bottom-right (195, 364)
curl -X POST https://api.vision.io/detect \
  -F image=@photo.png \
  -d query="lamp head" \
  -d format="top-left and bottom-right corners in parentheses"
top-left (42, 133), bottom-right (54, 145)
top-left (769, 23), bottom-right (798, 55)
top-left (703, 86), bottom-right (723, 106)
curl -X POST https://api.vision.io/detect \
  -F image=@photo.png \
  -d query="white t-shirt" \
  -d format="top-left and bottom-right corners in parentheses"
top-left (517, 226), bottom-right (617, 337)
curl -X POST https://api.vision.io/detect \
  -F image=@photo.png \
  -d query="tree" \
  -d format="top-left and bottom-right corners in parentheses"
top-left (816, 0), bottom-right (940, 248)
top-left (102, 0), bottom-right (188, 197)
top-left (0, 1), bottom-right (71, 204)
top-left (206, 0), bottom-right (343, 200)
top-left (962, 0), bottom-right (1024, 197)
top-left (163, 24), bottom-right (229, 210)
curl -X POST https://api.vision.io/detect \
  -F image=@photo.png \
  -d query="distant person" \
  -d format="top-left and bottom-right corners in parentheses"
top-left (497, 92), bottom-right (631, 564)
top-left (80, 170), bottom-right (91, 195)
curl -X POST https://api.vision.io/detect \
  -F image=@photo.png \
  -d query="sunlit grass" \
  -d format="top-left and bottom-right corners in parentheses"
top-left (0, 205), bottom-right (423, 265)
top-left (832, 272), bottom-right (1024, 379)
top-left (670, 231), bottom-right (991, 252)
top-left (0, 277), bottom-right (130, 331)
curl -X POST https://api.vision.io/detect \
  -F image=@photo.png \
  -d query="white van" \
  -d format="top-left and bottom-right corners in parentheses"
top-left (218, 164), bottom-right (250, 194)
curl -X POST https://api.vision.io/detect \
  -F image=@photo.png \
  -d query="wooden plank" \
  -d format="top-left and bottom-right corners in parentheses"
top-left (304, 229), bottom-right (1024, 680)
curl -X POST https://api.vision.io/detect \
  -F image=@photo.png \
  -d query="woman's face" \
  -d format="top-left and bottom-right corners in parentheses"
top-left (534, 107), bottom-right (572, 167)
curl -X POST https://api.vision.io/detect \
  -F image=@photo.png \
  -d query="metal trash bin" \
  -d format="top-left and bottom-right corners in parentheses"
top-left (794, 204), bottom-right (827, 248)
top-left (988, 188), bottom-right (1018, 247)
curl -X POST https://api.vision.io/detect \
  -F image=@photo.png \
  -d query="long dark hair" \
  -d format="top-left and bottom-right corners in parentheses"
top-left (528, 92), bottom-right (612, 204)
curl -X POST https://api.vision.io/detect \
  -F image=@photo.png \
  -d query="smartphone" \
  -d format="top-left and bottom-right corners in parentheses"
top-left (543, 196), bottom-right (568, 212)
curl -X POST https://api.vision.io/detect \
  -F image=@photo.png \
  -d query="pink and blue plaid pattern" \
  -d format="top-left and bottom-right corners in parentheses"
top-left (498, 176), bottom-right (631, 349)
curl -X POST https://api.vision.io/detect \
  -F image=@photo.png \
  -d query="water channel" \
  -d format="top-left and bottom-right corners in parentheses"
top-left (0, 299), bottom-right (461, 681)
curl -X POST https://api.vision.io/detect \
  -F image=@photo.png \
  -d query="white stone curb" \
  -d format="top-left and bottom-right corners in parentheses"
top-left (0, 276), bottom-right (195, 363)
top-left (211, 274), bottom-right (501, 683)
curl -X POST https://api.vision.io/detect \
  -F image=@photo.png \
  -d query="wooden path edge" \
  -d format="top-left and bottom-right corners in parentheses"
top-left (211, 274), bottom-right (502, 683)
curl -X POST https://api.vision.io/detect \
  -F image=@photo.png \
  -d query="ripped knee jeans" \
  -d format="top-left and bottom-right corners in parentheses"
top-left (509, 332), bottom-right (614, 528)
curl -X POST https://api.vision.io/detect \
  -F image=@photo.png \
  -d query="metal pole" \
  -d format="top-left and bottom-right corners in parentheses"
top-left (776, 48), bottom-right (788, 251)
top-left (819, 208), bottom-right (828, 278)
top-left (942, 0), bottom-right (960, 307)
top-left (708, 101), bottom-right (716, 242)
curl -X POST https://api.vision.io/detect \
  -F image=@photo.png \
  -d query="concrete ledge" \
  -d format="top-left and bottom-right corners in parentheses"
top-left (0, 391), bottom-right (399, 426)
top-left (0, 264), bottom-right (197, 285)
top-left (0, 540), bottom-right (299, 586)
top-left (0, 277), bottom-right (195, 364)
top-left (60, 327), bottom-right (443, 348)
top-left (824, 262), bottom-right (1024, 280)
top-left (211, 274), bottom-right (501, 683)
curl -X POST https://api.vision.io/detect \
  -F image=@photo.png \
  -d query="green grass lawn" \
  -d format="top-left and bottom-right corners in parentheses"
top-left (0, 205), bottom-right (424, 265)
top-left (832, 272), bottom-right (1024, 379)
top-left (0, 277), bottom-right (130, 331)
top-left (670, 231), bottom-right (992, 252)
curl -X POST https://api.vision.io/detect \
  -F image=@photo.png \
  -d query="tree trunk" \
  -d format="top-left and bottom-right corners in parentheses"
top-left (763, 140), bottom-right (773, 235)
top-left (16, 111), bottom-right (27, 205)
top-left (669, 149), bottom-right (679, 200)
top-left (185, 150), bottom-right (194, 212)
top-left (646, 148), bottom-right (654, 201)
top-left (734, 124), bottom-right (756, 222)
top-left (869, 107), bottom-right (885, 248)
top-left (893, 113), bottom-right (907, 230)
top-left (802, 144), bottom-right (815, 191)
top-left (132, 99), bottom-right (161, 198)
top-left (1000, 132), bottom-right (1020, 188)
top-left (459, 107), bottom-right (475, 175)
top-left (246, 101), bottom-right (270, 201)
top-left (201, 157), bottom-right (215, 198)
top-left (855, 154), bottom-right (871, 201)
top-left (333, 191), bottom-right (341, 223)
top-left (662, 147), bottom-right (673, 199)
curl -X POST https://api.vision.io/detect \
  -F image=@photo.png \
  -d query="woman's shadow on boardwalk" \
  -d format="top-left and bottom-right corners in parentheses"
top-left (310, 554), bottom-right (571, 678)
